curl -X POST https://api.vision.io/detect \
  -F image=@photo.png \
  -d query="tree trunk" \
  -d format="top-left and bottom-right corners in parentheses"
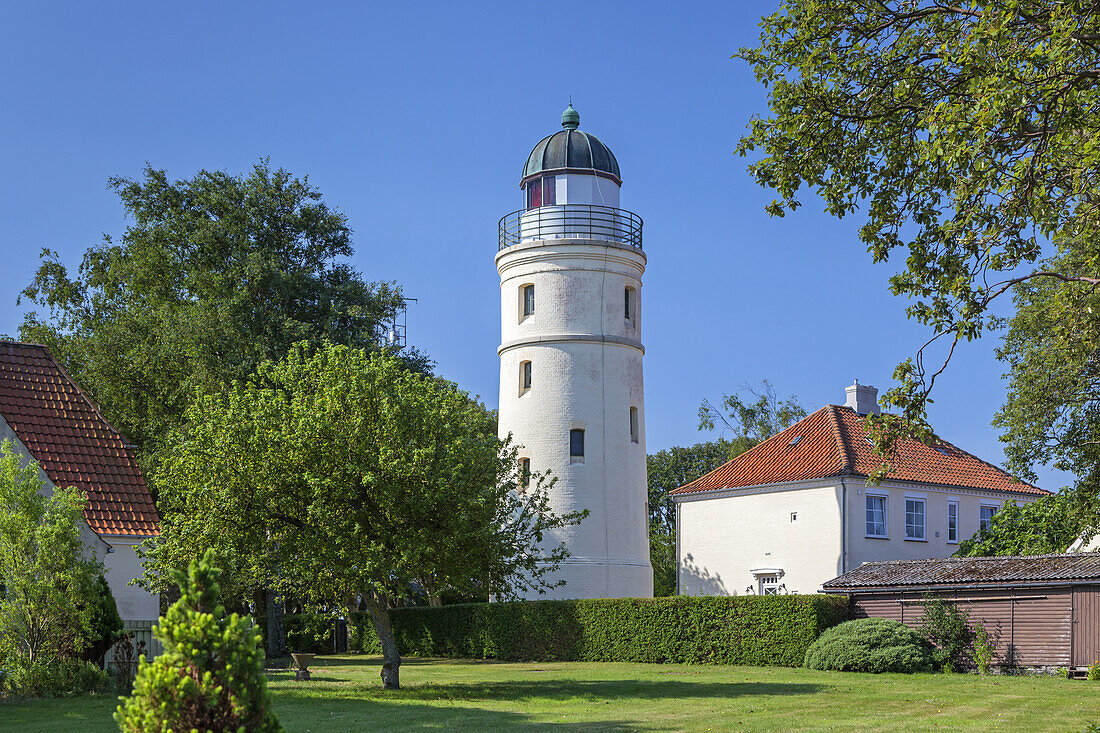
top-left (266, 586), bottom-right (287, 658)
top-left (364, 595), bottom-right (400, 689)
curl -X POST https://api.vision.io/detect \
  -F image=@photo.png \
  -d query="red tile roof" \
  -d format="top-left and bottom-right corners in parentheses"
top-left (0, 342), bottom-right (159, 536)
top-left (671, 405), bottom-right (1046, 498)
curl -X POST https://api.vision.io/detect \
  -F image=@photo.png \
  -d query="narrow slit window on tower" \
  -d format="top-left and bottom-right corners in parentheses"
top-left (522, 284), bottom-right (535, 318)
top-left (570, 429), bottom-right (585, 459)
top-left (625, 286), bottom-right (636, 322)
top-left (629, 406), bottom-right (639, 443)
top-left (520, 360), bottom-right (532, 395)
top-left (519, 457), bottom-right (531, 491)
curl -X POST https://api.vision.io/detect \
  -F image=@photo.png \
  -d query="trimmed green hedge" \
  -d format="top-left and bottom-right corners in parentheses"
top-left (351, 595), bottom-right (848, 667)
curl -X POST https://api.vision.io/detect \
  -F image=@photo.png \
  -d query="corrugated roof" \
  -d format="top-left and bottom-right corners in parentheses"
top-left (822, 553), bottom-right (1100, 589)
top-left (671, 405), bottom-right (1045, 497)
top-left (0, 341), bottom-right (159, 536)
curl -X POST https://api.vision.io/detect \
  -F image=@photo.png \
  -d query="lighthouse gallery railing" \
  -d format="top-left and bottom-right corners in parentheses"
top-left (499, 204), bottom-right (643, 250)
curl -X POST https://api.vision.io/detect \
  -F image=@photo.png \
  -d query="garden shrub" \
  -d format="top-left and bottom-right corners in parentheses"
top-left (1, 657), bottom-right (112, 697)
top-left (804, 617), bottom-right (935, 673)
top-left (115, 551), bottom-right (282, 732)
top-left (79, 573), bottom-right (125, 667)
top-left (285, 613), bottom-right (335, 654)
top-left (347, 594), bottom-right (848, 667)
top-left (917, 596), bottom-right (973, 670)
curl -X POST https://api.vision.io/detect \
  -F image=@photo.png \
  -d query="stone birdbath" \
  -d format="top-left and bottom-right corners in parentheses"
top-left (290, 653), bottom-right (315, 681)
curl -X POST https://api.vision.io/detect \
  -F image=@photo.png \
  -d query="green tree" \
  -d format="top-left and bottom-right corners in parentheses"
top-left (736, 2), bottom-right (1100, 477)
top-left (698, 380), bottom-right (808, 458)
top-left (19, 160), bottom-right (424, 466)
top-left (956, 493), bottom-right (1085, 557)
top-left (142, 343), bottom-right (582, 689)
top-left (115, 550), bottom-right (282, 733)
top-left (0, 441), bottom-right (102, 665)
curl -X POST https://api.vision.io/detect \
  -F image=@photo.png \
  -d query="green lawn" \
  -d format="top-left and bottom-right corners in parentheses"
top-left (4, 655), bottom-right (1097, 731)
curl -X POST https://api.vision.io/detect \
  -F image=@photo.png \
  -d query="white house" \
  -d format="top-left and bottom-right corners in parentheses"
top-left (496, 105), bottom-right (653, 599)
top-left (672, 381), bottom-right (1048, 597)
top-left (0, 341), bottom-right (160, 624)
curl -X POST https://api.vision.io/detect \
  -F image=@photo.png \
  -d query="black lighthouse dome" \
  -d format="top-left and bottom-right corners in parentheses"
top-left (521, 105), bottom-right (621, 186)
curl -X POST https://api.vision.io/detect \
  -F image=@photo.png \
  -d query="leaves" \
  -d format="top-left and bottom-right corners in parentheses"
top-left (738, 1), bottom-right (1100, 475)
top-left (18, 161), bottom-right (424, 467)
top-left (0, 441), bottom-right (103, 665)
top-left (141, 343), bottom-right (582, 612)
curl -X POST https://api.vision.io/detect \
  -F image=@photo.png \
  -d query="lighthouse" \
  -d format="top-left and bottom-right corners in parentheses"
top-left (496, 105), bottom-right (653, 599)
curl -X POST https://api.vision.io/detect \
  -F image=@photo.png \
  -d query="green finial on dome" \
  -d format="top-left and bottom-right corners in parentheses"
top-left (562, 103), bottom-right (580, 130)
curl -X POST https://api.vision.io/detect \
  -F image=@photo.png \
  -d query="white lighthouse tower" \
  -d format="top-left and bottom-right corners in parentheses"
top-left (496, 105), bottom-right (653, 599)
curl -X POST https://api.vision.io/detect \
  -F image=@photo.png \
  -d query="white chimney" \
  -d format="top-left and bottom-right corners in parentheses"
top-left (845, 380), bottom-right (880, 415)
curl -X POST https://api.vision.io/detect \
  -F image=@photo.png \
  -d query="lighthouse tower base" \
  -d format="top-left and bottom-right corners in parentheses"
top-left (528, 557), bottom-right (654, 601)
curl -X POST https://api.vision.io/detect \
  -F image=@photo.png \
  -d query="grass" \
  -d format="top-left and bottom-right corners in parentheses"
top-left (4, 655), bottom-right (1098, 731)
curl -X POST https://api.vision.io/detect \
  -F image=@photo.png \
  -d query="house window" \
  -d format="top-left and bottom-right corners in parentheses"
top-left (522, 284), bottom-right (535, 318)
top-left (525, 175), bottom-right (556, 209)
top-left (905, 499), bottom-right (926, 540)
top-left (980, 505), bottom-right (998, 533)
top-left (519, 458), bottom-right (531, 491)
top-left (519, 360), bottom-right (532, 395)
top-left (866, 495), bottom-right (887, 538)
top-left (758, 574), bottom-right (780, 595)
top-left (625, 286), bottom-right (636, 322)
top-left (947, 501), bottom-right (959, 543)
top-left (570, 429), bottom-right (585, 459)
top-left (629, 406), bottom-right (639, 443)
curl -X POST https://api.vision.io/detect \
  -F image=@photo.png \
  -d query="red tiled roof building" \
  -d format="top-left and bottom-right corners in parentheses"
top-left (672, 381), bottom-right (1047, 598)
top-left (0, 341), bottom-right (160, 621)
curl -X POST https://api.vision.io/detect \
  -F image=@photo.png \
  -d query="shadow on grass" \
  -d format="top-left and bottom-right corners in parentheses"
top-left (272, 678), bottom-right (824, 703)
top-left (276, 696), bottom-right (641, 731)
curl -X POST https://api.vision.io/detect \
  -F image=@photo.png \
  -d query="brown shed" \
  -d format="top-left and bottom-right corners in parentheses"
top-left (821, 554), bottom-right (1100, 670)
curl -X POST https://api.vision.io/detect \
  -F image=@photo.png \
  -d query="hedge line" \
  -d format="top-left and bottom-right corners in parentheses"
top-left (348, 595), bottom-right (848, 667)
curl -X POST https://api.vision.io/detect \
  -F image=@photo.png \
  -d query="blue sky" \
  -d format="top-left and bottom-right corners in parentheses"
top-left (0, 1), bottom-right (1072, 490)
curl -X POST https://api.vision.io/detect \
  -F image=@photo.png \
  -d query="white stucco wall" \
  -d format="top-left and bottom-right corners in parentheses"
top-left (677, 483), bottom-right (844, 596)
top-left (0, 414), bottom-right (158, 622)
top-left (497, 235), bottom-right (652, 600)
top-left (103, 537), bottom-right (160, 621)
top-left (676, 479), bottom-right (1041, 596)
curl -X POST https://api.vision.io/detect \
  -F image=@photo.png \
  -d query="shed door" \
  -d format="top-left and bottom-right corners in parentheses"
top-left (1073, 586), bottom-right (1100, 667)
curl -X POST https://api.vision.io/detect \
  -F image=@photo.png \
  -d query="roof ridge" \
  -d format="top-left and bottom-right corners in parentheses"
top-left (825, 405), bottom-right (854, 476)
top-left (672, 406), bottom-right (833, 494)
top-left (934, 434), bottom-right (1039, 492)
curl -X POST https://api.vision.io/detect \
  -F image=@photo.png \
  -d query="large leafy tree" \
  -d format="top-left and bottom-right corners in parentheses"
top-left (698, 380), bottom-right (808, 458)
top-left (737, 2), bottom-right (1100, 485)
top-left (0, 441), bottom-right (103, 665)
top-left (19, 161), bottom-right (424, 465)
top-left (142, 343), bottom-right (581, 689)
top-left (955, 492), bottom-right (1084, 556)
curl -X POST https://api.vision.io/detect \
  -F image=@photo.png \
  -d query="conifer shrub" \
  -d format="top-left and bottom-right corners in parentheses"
top-left (804, 617), bottom-right (935, 673)
top-left (114, 551), bottom-right (282, 733)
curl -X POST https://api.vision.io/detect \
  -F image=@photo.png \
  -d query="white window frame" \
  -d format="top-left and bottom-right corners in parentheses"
top-left (520, 283), bottom-right (535, 322)
top-left (519, 360), bottom-right (532, 396)
top-left (629, 406), bottom-right (639, 443)
top-left (865, 493), bottom-right (888, 538)
top-left (980, 504), bottom-right (999, 533)
top-left (758, 574), bottom-right (780, 595)
top-left (625, 286), bottom-right (637, 324)
top-left (905, 498), bottom-right (926, 541)
top-left (947, 501), bottom-right (959, 543)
